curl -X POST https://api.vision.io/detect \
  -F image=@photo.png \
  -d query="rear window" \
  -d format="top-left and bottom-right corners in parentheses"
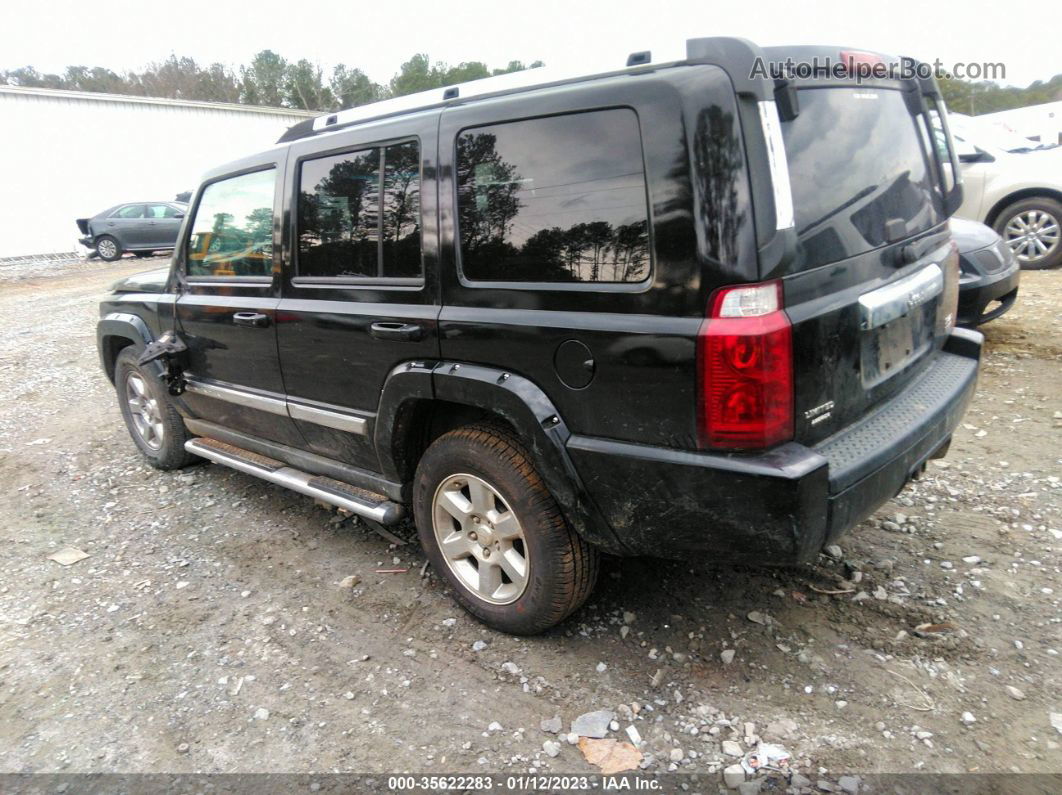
top-left (781, 88), bottom-right (943, 271)
top-left (456, 109), bottom-right (651, 285)
top-left (297, 140), bottom-right (422, 280)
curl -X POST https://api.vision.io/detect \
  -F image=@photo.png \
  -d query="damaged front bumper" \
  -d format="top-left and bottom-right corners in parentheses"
top-left (566, 328), bottom-right (982, 565)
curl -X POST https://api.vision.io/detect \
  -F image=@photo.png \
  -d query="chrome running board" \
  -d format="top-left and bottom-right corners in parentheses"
top-left (185, 437), bottom-right (404, 525)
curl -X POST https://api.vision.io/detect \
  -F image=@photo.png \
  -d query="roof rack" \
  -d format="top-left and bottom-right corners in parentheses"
top-left (277, 37), bottom-right (768, 144)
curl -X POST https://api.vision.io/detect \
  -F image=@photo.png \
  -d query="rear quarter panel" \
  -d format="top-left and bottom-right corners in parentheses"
top-left (436, 66), bottom-right (757, 447)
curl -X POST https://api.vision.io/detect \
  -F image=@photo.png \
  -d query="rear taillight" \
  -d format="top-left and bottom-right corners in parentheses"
top-left (696, 281), bottom-right (793, 450)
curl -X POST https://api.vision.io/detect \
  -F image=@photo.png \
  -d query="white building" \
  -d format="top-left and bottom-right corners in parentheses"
top-left (0, 85), bottom-right (314, 258)
top-left (978, 101), bottom-right (1062, 146)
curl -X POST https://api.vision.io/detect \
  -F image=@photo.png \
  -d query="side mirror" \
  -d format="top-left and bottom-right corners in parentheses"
top-left (958, 150), bottom-right (990, 164)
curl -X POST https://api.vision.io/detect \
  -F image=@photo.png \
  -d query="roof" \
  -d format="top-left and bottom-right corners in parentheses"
top-left (0, 84), bottom-right (316, 118)
top-left (278, 38), bottom-right (751, 143)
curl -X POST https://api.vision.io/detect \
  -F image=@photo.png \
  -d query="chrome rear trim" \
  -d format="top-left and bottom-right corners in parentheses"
top-left (858, 264), bottom-right (943, 330)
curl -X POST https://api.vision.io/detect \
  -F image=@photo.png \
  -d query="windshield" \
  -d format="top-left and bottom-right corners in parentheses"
top-left (781, 87), bottom-right (944, 271)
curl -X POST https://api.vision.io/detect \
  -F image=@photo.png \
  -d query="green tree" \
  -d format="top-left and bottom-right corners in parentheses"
top-left (62, 65), bottom-right (128, 93)
top-left (1, 66), bottom-right (64, 88)
top-left (389, 54), bottom-right (442, 97)
top-left (2, 51), bottom-right (547, 108)
top-left (240, 50), bottom-right (287, 106)
top-left (331, 64), bottom-right (383, 109)
top-left (492, 60), bottom-right (544, 75)
top-left (938, 73), bottom-right (1062, 115)
top-left (442, 61), bottom-right (491, 85)
top-left (283, 59), bottom-right (333, 110)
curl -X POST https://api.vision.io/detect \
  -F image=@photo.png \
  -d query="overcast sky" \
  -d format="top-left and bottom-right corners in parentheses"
top-left (4, 0), bottom-right (1058, 88)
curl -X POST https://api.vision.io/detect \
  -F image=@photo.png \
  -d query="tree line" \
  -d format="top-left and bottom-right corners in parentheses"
top-left (0, 51), bottom-right (544, 112)
top-left (4, 50), bottom-right (1056, 118)
top-left (937, 73), bottom-right (1062, 116)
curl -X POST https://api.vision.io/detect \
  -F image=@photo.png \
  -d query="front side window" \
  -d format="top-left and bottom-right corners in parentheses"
top-left (113, 204), bottom-right (145, 219)
top-left (297, 140), bottom-right (422, 280)
top-left (186, 168), bottom-right (276, 278)
top-left (456, 109), bottom-right (651, 284)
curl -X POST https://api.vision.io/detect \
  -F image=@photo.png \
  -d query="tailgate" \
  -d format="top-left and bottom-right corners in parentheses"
top-left (774, 82), bottom-right (959, 446)
top-left (784, 238), bottom-right (958, 446)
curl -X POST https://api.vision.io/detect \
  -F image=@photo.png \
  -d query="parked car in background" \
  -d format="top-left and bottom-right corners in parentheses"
top-left (76, 202), bottom-right (187, 261)
top-left (951, 217), bottom-right (1020, 327)
top-left (947, 113), bottom-right (1062, 269)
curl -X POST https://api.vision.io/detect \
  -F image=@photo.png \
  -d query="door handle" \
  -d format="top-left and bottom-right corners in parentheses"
top-left (370, 321), bottom-right (423, 342)
top-left (233, 311), bottom-right (270, 328)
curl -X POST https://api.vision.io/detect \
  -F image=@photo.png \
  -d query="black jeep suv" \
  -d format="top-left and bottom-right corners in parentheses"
top-left (97, 38), bottom-right (981, 634)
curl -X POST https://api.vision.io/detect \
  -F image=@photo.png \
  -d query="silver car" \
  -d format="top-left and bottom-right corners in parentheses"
top-left (76, 202), bottom-right (187, 261)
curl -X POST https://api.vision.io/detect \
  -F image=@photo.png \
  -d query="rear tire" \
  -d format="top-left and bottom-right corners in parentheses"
top-left (134, 251), bottom-right (155, 258)
top-left (413, 423), bottom-right (598, 634)
top-left (114, 348), bottom-right (194, 469)
top-left (96, 235), bottom-right (123, 262)
top-left (992, 196), bottom-right (1062, 270)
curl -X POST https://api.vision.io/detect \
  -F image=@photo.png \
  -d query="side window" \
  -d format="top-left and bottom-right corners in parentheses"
top-left (382, 141), bottom-right (421, 278)
top-left (147, 204), bottom-right (179, 219)
top-left (113, 204), bottom-right (145, 219)
top-left (186, 168), bottom-right (276, 278)
top-left (456, 109), bottom-right (651, 284)
top-left (297, 140), bottom-right (422, 280)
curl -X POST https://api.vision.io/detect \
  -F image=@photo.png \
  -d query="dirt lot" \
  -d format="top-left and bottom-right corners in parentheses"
top-left (0, 256), bottom-right (1059, 787)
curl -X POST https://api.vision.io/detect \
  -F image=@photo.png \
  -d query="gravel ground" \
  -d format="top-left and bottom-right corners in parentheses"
top-left (0, 257), bottom-right (1059, 786)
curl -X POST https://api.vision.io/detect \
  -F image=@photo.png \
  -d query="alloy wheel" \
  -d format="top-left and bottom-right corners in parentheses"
top-left (1003, 209), bottom-right (1060, 264)
top-left (97, 238), bottom-right (118, 259)
top-left (431, 473), bottom-right (529, 605)
top-left (126, 372), bottom-right (164, 450)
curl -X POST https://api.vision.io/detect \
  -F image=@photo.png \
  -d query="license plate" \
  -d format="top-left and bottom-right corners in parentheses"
top-left (859, 264), bottom-right (942, 387)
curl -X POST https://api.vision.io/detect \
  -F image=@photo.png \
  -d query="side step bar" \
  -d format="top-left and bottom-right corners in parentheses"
top-left (185, 437), bottom-right (405, 525)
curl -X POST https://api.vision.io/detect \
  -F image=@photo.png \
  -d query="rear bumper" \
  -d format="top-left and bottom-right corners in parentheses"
top-left (958, 265), bottom-right (1020, 326)
top-left (567, 328), bottom-right (982, 564)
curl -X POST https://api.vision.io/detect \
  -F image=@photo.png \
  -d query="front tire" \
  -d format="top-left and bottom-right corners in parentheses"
top-left (114, 348), bottom-right (194, 469)
top-left (414, 424), bottom-right (598, 634)
top-left (96, 235), bottom-right (123, 262)
top-left (993, 197), bottom-right (1062, 270)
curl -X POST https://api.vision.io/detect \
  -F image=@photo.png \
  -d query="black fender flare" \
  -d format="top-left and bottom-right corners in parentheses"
top-left (375, 360), bottom-right (628, 554)
top-left (97, 312), bottom-right (154, 383)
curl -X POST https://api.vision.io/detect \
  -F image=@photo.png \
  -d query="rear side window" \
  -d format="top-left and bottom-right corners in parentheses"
top-left (186, 168), bottom-right (276, 278)
top-left (456, 109), bottom-right (651, 284)
top-left (297, 140), bottom-right (422, 280)
top-left (146, 204), bottom-right (180, 218)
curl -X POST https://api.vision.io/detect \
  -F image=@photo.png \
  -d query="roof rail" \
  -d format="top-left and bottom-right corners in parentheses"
top-left (277, 37), bottom-right (763, 144)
